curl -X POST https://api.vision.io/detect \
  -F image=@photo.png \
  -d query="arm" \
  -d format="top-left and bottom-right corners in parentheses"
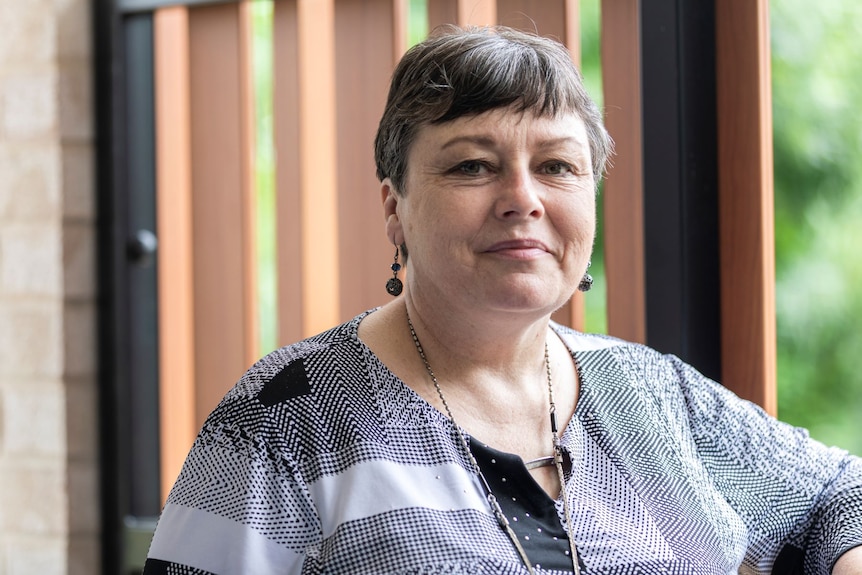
top-left (144, 388), bottom-right (319, 575)
top-left (669, 356), bottom-right (862, 573)
top-left (834, 546), bottom-right (862, 574)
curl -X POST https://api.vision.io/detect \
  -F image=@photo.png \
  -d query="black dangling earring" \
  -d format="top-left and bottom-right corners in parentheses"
top-left (578, 261), bottom-right (593, 293)
top-left (385, 247), bottom-right (403, 296)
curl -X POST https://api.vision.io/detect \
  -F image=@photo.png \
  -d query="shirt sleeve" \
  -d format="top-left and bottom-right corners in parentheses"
top-left (668, 355), bottom-right (862, 574)
top-left (143, 391), bottom-right (321, 575)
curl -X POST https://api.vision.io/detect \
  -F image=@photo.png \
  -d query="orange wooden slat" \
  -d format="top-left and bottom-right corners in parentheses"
top-left (561, 0), bottom-right (585, 332)
top-left (496, 0), bottom-right (567, 40)
top-left (154, 5), bottom-right (196, 504)
top-left (564, 0), bottom-right (580, 66)
top-left (188, 2), bottom-right (257, 424)
top-left (392, 0), bottom-right (408, 58)
top-left (273, 0), bottom-right (305, 346)
top-left (334, 0), bottom-right (402, 320)
top-left (716, 0), bottom-right (777, 414)
top-left (599, 0), bottom-right (646, 344)
top-left (428, 0), bottom-right (496, 28)
top-left (428, 0), bottom-right (458, 29)
top-left (297, 0), bottom-right (341, 337)
top-left (459, 0), bottom-right (496, 25)
top-left (239, 0), bottom-right (259, 367)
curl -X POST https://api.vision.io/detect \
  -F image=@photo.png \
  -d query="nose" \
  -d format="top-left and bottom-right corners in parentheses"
top-left (496, 167), bottom-right (544, 220)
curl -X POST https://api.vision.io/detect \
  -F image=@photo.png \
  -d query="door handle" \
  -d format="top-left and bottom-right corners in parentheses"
top-left (127, 229), bottom-right (158, 266)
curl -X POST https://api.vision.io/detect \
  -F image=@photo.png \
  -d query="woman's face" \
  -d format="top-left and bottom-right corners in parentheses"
top-left (383, 107), bottom-right (596, 317)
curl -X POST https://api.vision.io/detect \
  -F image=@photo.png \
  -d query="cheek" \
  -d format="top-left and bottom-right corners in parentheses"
top-left (411, 193), bottom-right (483, 242)
top-left (401, 197), bottom-right (461, 258)
top-left (556, 197), bottom-right (596, 245)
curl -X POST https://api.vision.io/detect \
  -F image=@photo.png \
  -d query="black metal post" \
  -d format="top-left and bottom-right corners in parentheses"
top-left (94, 1), bottom-right (161, 571)
top-left (641, 0), bottom-right (722, 381)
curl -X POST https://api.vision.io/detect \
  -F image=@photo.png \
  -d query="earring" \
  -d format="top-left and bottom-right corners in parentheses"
top-left (578, 261), bottom-right (593, 293)
top-left (385, 247), bottom-right (403, 296)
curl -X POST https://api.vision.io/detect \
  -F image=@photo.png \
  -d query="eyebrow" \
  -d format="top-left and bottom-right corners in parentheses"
top-left (439, 135), bottom-right (583, 150)
top-left (439, 135), bottom-right (496, 150)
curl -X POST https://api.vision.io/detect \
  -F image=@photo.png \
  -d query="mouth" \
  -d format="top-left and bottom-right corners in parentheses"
top-left (484, 238), bottom-right (551, 259)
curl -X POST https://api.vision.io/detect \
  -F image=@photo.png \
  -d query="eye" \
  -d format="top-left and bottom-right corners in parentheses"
top-left (453, 160), bottom-right (489, 176)
top-left (541, 161), bottom-right (575, 176)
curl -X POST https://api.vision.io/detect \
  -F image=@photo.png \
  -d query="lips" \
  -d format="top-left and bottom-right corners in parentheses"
top-left (484, 238), bottom-right (551, 257)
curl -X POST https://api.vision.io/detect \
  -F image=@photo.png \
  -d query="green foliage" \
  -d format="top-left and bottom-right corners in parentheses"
top-left (251, 1), bottom-right (278, 355)
top-left (772, 0), bottom-right (862, 454)
top-left (772, 1), bottom-right (862, 260)
top-left (579, 0), bottom-right (609, 335)
top-left (408, 0), bottom-right (429, 45)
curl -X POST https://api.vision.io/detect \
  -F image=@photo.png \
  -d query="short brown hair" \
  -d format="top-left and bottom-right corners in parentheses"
top-left (374, 25), bottom-right (612, 194)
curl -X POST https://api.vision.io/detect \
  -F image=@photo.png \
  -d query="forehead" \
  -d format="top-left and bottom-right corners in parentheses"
top-left (411, 108), bottom-right (590, 153)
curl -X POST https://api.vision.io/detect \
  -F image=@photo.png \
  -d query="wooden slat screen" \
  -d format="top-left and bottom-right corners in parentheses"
top-left (186, 2), bottom-right (259, 419)
top-left (153, 0), bottom-right (777, 500)
top-left (600, 0), bottom-right (647, 345)
top-left (716, 0), bottom-right (777, 414)
top-left (332, 0), bottom-right (403, 322)
top-left (154, 5), bottom-right (196, 502)
top-left (294, 0), bottom-right (341, 336)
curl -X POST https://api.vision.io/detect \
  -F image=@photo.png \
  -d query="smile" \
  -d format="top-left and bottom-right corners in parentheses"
top-left (484, 239), bottom-right (551, 259)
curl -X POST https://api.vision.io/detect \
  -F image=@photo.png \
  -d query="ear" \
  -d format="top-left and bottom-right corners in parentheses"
top-left (381, 178), bottom-right (405, 246)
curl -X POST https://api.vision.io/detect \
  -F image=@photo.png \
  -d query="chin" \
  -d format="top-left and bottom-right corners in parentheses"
top-left (480, 286), bottom-right (566, 315)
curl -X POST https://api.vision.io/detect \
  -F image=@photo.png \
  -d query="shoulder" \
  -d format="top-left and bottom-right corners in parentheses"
top-left (179, 311), bottom-right (387, 482)
top-left (550, 321), bottom-right (627, 352)
top-left (550, 322), bottom-right (724, 426)
top-left (222, 311), bottom-right (373, 407)
top-left (195, 311), bottom-right (382, 452)
top-left (550, 322), bottom-right (682, 385)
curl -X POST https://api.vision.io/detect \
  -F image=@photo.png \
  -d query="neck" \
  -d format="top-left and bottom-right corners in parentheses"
top-left (404, 294), bottom-right (552, 384)
top-left (402, 296), bottom-right (559, 437)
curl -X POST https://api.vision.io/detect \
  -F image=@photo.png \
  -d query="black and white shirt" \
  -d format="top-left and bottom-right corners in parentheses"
top-left (144, 310), bottom-right (862, 574)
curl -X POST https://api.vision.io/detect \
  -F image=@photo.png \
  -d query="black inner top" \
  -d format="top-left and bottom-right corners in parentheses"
top-left (470, 439), bottom-right (584, 572)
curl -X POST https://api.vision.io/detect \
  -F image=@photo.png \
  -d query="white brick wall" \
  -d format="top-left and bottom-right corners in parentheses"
top-left (0, 0), bottom-right (99, 572)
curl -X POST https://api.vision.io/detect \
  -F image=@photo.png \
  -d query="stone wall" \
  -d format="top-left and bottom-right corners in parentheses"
top-left (0, 0), bottom-right (99, 573)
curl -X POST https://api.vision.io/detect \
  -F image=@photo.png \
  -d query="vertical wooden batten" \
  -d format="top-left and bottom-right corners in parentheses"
top-left (334, 0), bottom-right (401, 319)
top-left (188, 2), bottom-right (258, 424)
top-left (428, 0), bottom-right (458, 29)
top-left (428, 0), bottom-right (496, 28)
top-left (239, 0), bottom-right (259, 368)
top-left (564, 0), bottom-right (579, 65)
top-left (600, 0), bottom-right (646, 344)
top-left (154, 5), bottom-right (195, 503)
top-left (716, 0), bottom-right (777, 414)
top-left (561, 0), bottom-right (585, 332)
top-left (458, 0), bottom-right (496, 25)
top-left (392, 0), bottom-right (407, 58)
top-left (563, 0), bottom-right (585, 332)
top-left (497, 0), bottom-right (568, 40)
top-left (297, 0), bottom-right (341, 336)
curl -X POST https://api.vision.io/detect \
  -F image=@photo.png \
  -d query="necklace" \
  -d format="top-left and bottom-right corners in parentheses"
top-left (406, 311), bottom-right (581, 575)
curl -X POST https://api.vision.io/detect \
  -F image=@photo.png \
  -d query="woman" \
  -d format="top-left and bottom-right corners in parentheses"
top-left (144, 26), bottom-right (862, 574)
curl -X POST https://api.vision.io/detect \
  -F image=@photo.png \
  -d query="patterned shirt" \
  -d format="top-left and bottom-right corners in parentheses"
top-left (144, 310), bottom-right (862, 574)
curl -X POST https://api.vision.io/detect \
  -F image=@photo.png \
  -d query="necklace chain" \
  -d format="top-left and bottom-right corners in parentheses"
top-left (406, 311), bottom-right (581, 575)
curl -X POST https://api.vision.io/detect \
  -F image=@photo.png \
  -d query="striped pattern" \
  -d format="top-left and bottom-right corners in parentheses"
top-left (145, 310), bottom-right (862, 574)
